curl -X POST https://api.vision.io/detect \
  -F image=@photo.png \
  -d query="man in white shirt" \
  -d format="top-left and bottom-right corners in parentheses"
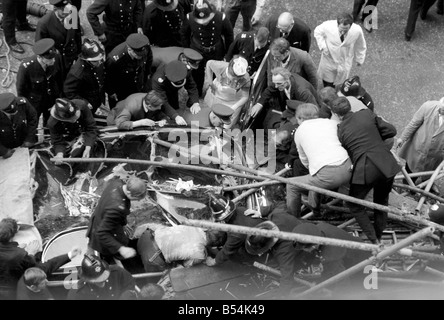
top-left (286, 103), bottom-right (352, 217)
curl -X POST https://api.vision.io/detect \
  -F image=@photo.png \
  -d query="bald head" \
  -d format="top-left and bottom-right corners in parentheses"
top-left (278, 12), bottom-right (294, 29)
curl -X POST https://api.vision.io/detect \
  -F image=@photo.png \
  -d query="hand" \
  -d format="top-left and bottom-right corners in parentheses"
top-left (54, 152), bottom-right (64, 165)
top-left (82, 146), bottom-right (91, 158)
top-left (251, 13), bottom-right (261, 26)
top-left (26, 240), bottom-right (41, 256)
top-left (156, 119), bottom-right (167, 127)
top-left (118, 246), bottom-right (137, 259)
top-left (285, 163), bottom-right (292, 170)
top-left (137, 27), bottom-right (144, 35)
top-left (137, 119), bottom-right (156, 127)
top-left (396, 138), bottom-right (404, 148)
top-left (124, 225), bottom-right (133, 238)
top-left (87, 103), bottom-right (93, 110)
top-left (68, 246), bottom-right (82, 260)
top-left (2, 148), bottom-right (15, 159)
top-left (175, 116), bottom-right (187, 126)
top-left (204, 256), bottom-right (216, 267)
top-left (244, 209), bottom-right (262, 219)
top-left (190, 103), bottom-right (201, 115)
top-left (249, 103), bottom-right (263, 118)
top-left (98, 34), bottom-right (107, 42)
top-left (22, 141), bottom-right (34, 148)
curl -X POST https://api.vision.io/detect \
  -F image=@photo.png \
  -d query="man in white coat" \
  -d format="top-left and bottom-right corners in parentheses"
top-left (314, 12), bottom-right (367, 88)
top-left (397, 97), bottom-right (444, 174)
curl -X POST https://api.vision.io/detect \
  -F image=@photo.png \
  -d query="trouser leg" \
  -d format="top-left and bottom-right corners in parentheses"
top-left (405, 0), bottom-right (425, 36)
top-left (372, 177), bottom-right (394, 241)
top-left (348, 183), bottom-right (378, 243)
top-left (241, 0), bottom-right (256, 31)
top-left (2, 0), bottom-right (18, 45)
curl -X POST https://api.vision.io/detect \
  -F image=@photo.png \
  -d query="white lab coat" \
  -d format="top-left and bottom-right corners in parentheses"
top-left (314, 20), bottom-right (367, 85)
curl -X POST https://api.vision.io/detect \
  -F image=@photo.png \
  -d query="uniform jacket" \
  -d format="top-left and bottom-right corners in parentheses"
top-left (151, 63), bottom-right (199, 110)
top-left (260, 202), bottom-right (302, 291)
top-left (266, 47), bottom-right (318, 89)
top-left (16, 54), bottom-right (64, 119)
top-left (151, 46), bottom-right (184, 71)
top-left (142, 0), bottom-right (193, 47)
top-left (108, 92), bottom-right (179, 130)
top-left (86, 0), bottom-right (143, 36)
top-left (86, 178), bottom-right (131, 257)
top-left (258, 73), bottom-right (320, 110)
top-left (67, 265), bottom-right (135, 300)
top-left (64, 58), bottom-right (106, 112)
top-left (181, 11), bottom-right (234, 60)
top-left (35, 11), bottom-right (82, 70)
top-left (179, 106), bottom-right (212, 128)
top-left (215, 206), bottom-right (265, 265)
top-left (47, 99), bottom-right (98, 155)
top-left (0, 97), bottom-right (38, 157)
top-left (224, 31), bottom-right (270, 76)
top-left (398, 100), bottom-right (444, 172)
top-left (314, 20), bottom-right (367, 85)
top-left (105, 42), bottom-right (153, 101)
top-left (337, 109), bottom-right (400, 185)
top-left (265, 14), bottom-right (311, 53)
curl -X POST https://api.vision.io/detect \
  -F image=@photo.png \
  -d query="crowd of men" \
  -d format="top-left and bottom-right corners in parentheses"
top-left (1, 0), bottom-right (444, 300)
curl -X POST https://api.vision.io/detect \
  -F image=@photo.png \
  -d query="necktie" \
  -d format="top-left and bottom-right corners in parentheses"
top-left (340, 32), bottom-right (346, 42)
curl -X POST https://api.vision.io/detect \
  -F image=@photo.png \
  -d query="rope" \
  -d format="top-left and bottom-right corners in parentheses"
top-left (0, 36), bottom-right (14, 88)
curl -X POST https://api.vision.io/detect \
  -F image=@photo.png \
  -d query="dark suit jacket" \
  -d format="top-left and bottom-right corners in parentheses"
top-left (265, 14), bottom-right (311, 53)
top-left (337, 109), bottom-right (400, 185)
top-left (35, 11), bottom-right (82, 70)
top-left (86, 178), bottom-right (131, 257)
top-left (258, 73), bottom-right (320, 110)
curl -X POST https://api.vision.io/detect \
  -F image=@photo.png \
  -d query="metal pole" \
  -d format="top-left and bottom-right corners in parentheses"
top-left (417, 160), bottom-right (444, 212)
top-left (49, 157), bottom-right (269, 182)
top-left (182, 219), bottom-right (380, 252)
top-left (232, 167), bottom-right (290, 204)
top-left (337, 218), bottom-right (357, 229)
top-left (292, 226), bottom-right (434, 299)
top-left (394, 171), bottom-right (434, 180)
top-left (401, 167), bottom-right (416, 188)
top-left (393, 183), bottom-right (444, 203)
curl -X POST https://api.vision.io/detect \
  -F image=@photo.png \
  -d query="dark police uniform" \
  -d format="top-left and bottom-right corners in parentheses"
top-left (87, 0), bottom-right (143, 54)
top-left (64, 58), bottom-right (106, 114)
top-left (0, 97), bottom-right (38, 157)
top-left (86, 178), bottom-right (132, 258)
top-left (225, 31), bottom-right (269, 76)
top-left (35, 11), bottom-right (82, 72)
top-left (67, 265), bottom-right (135, 300)
top-left (105, 42), bottom-right (153, 108)
top-left (16, 54), bottom-right (64, 123)
top-left (47, 99), bottom-right (98, 156)
top-left (181, 11), bottom-right (234, 95)
top-left (142, 0), bottom-right (193, 47)
top-left (151, 62), bottom-right (200, 111)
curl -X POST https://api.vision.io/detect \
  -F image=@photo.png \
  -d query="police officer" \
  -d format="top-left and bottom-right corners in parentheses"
top-left (35, 0), bottom-right (82, 73)
top-left (225, 26), bottom-right (270, 77)
top-left (152, 60), bottom-right (201, 114)
top-left (47, 98), bottom-right (98, 164)
top-left (181, 0), bottom-right (234, 96)
top-left (151, 47), bottom-right (203, 73)
top-left (105, 33), bottom-right (153, 110)
top-left (143, 0), bottom-right (193, 48)
top-left (86, 177), bottom-right (147, 263)
top-left (16, 38), bottom-right (64, 125)
top-left (86, 0), bottom-right (144, 54)
top-left (64, 39), bottom-right (106, 115)
top-left (224, 0), bottom-right (266, 32)
top-left (0, 93), bottom-right (38, 159)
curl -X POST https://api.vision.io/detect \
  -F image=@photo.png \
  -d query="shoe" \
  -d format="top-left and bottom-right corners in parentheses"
top-left (16, 23), bottom-right (36, 32)
top-left (405, 33), bottom-right (412, 41)
top-left (9, 43), bottom-right (25, 54)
